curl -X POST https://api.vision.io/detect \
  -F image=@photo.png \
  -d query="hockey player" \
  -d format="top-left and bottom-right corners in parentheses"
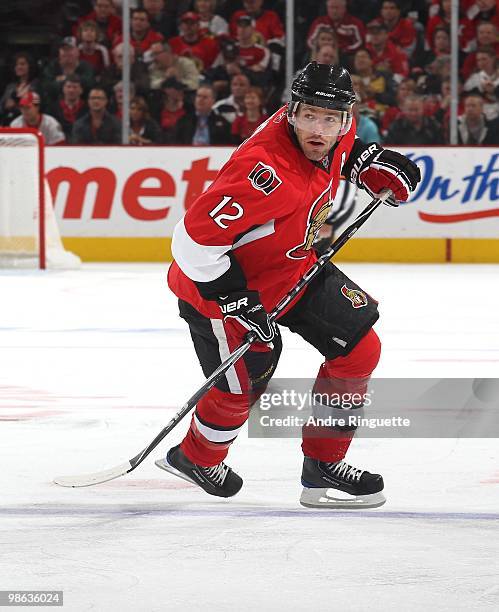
top-left (157, 62), bottom-right (420, 508)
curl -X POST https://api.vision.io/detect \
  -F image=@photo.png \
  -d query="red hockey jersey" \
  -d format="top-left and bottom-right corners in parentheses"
top-left (167, 107), bottom-right (357, 320)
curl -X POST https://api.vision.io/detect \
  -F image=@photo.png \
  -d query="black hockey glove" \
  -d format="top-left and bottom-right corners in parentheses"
top-left (217, 290), bottom-right (276, 343)
top-left (347, 142), bottom-right (421, 203)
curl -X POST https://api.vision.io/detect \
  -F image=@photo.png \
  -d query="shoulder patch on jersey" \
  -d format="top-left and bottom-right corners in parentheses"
top-left (248, 162), bottom-right (282, 196)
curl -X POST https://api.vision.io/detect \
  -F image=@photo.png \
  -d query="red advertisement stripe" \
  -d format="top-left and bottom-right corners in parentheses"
top-left (419, 209), bottom-right (499, 223)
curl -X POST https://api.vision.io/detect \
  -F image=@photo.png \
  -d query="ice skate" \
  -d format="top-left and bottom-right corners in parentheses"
top-left (300, 456), bottom-right (386, 509)
top-left (155, 445), bottom-right (243, 498)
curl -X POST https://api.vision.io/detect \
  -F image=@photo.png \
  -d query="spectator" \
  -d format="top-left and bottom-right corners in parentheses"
top-left (148, 42), bottom-right (200, 92)
top-left (174, 84), bottom-right (231, 144)
top-left (163, 0), bottom-right (192, 32)
top-left (231, 86), bottom-right (268, 144)
top-left (128, 95), bottom-right (162, 144)
top-left (213, 73), bottom-right (251, 123)
top-left (10, 92), bottom-right (65, 145)
top-left (75, 0), bottom-right (122, 48)
top-left (466, 0), bottom-right (498, 26)
top-left (420, 54), bottom-right (451, 95)
top-left (379, 0), bottom-right (417, 57)
top-left (194, 0), bottom-right (229, 37)
top-left (464, 47), bottom-right (499, 120)
top-left (203, 38), bottom-right (244, 99)
top-left (72, 86), bottom-right (121, 143)
top-left (380, 77), bottom-right (416, 136)
top-left (458, 93), bottom-right (499, 144)
top-left (0, 52), bottom-right (40, 124)
top-left (350, 74), bottom-right (379, 124)
top-left (315, 44), bottom-right (340, 66)
top-left (114, 9), bottom-right (164, 60)
top-left (49, 74), bottom-right (88, 140)
top-left (366, 19), bottom-right (409, 81)
top-left (235, 15), bottom-right (272, 84)
top-left (426, 0), bottom-right (475, 54)
top-left (112, 80), bottom-right (136, 119)
top-left (230, 0), bottom-right (285, 47)
top-left (42, 37), bottom-right (95, 104)
top-left (352, 47), bottom-right (396, 110)
top-left (142, 0), bottom-right (174, 39)
top-left (353, 102), bottom-right (381, 143)
top-left (168, 11), bottom-right (220, 70)
top-left (385, 94), bottom-right (444, 144)
top-left (77, 20), bottom-right (111, 75)
top-left (99, 43), bottom-right (150, 94)
top-left (430, 25), bottom-right (451, 57)
top-left (462, 22), bottom-right (499, 80)
top-left (307, 0), bottom-right (365, 57)
top-left (160, 78), bottom-right (187, 144)
top-left (307, 25), bottom-right (338, 63)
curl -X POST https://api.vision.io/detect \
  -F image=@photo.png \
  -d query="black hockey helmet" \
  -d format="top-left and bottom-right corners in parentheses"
top-left (288, 62), bottom-right (355, 135)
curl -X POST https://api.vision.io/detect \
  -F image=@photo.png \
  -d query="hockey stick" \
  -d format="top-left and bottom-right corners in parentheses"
top-left (54, 189), bottom-right (394, 487)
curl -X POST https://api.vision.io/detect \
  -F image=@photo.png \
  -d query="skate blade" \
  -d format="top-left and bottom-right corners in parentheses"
top-left (154, 458), bottom-right (197, 486)
top-left (300, 487), bottom-right (386, 509)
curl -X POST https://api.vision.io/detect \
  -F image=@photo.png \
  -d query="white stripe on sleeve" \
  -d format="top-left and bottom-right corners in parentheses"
top-left (172, 217), bottom-right (231, 283)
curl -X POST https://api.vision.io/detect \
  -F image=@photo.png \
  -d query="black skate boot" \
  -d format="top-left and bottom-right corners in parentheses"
top-left (300, 456), bottom-right (386, 509)
top-left (155, 445), bottom-right (243, 498)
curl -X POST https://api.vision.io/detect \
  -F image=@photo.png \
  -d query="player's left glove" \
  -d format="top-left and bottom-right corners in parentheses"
top-left (348, 143), bottom-right (421, 204)
top-left (217, 289), bottom-right (276, 343)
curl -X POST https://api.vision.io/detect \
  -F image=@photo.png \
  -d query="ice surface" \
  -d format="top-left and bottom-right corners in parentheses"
top-left (1, 263), bottom-right (499, 611)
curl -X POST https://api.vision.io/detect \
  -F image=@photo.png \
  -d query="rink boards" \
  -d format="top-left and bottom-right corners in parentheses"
top-left (44, 146), bottom-right (499, 263)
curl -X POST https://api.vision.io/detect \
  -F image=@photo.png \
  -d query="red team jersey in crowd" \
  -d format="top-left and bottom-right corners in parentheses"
top-left (229, 10), bottom-right (285, 44)
top-left (237, 43), bottom-right (270, 69)
top-left (114, 29), bottom-right (164, 56)
top-left (74, 12), bottom-right (122, 46)
top-left (425, 15), bottom-right (477, 53)
top-left (386, 17), bottom-right (416, 51)
top-left (367, 41), bottom-right (409, 78)
top-left (168, 35), bottom-right (220, 69)
top-left (307, 15), bottom-right (365, 54)
top-left (168, 107), bottom-right (356, 319)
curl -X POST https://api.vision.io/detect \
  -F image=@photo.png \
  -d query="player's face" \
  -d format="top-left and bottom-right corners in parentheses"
top-left (294, 104), bottom-right (343, 161)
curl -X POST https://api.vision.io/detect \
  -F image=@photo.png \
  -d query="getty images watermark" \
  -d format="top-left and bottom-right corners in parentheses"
top-left (258, 388), bottom-right (410, 430)
top-left (247, 378), bottom-right (499, 438)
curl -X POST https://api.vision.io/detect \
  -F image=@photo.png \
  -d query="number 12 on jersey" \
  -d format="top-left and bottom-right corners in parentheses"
top-left (209, 196), bottom-right (244, 229)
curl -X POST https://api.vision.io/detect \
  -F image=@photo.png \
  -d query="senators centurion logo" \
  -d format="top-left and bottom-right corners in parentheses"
top-left (287, 181), bottom-right (333, 260)
top-left (248, 162), bottom-right (282, 196)
top-left (341, 285), bottom-right (368, 308)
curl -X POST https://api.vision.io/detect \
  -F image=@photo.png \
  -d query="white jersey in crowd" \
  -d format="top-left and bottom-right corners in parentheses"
top-left (10, 113), bottom-right (65, 145)
top-left (200, 15), bottom-right (229, 36)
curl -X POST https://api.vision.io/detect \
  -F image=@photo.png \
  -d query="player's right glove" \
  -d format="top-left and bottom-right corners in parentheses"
top-left (217, 290), bottom-right (276, 342)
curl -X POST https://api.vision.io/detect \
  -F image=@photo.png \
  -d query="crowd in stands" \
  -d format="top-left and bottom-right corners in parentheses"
top-left (1, 0), bottom-right (498, 146)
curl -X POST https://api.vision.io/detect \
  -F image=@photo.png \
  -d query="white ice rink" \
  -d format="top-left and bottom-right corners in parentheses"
top-left (1, 263), bottom-right (499, 611)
